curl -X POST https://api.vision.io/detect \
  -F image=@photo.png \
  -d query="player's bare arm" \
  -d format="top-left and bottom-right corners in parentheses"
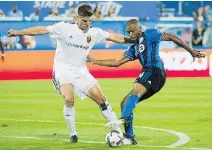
top-left (0, 41), bottom-right (5, 62)
top-left (107, 32), bottom-right (135, 44)
top-left (87, 55), bottom-right (131, 67)
top-left (161, 33), bottom-right (206, 61)
top-left (8, 26), bottom-right (49, 37)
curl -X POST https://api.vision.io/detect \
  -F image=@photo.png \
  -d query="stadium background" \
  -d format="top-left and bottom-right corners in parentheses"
top-left (0, 1), bottom-right (212, 79)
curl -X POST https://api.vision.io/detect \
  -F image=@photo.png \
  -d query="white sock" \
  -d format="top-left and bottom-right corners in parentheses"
top-left (63, 105), bottom-right (77, 137)
top-left (99, 101), bottom-right (122, 133)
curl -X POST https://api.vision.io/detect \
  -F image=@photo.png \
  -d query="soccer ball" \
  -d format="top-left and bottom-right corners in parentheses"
top-left (105, 130), bottom-right (124, 147)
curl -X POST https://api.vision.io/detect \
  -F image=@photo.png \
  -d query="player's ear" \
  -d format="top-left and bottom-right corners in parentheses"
top-left (139, 25), bottom-right (142, 30)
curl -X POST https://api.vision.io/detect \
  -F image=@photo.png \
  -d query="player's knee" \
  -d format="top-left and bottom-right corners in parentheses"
top-left (132, 90), bottom-right (146, 98)
top-left (96, 94), bottom-right (106, 104)
top-left (64, 95), bottom-right (74, 106)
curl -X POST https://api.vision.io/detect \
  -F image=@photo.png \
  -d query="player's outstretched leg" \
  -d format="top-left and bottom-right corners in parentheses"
top-left (106, 83), bottom-right (147, 145)
top-left (87, 84), bottom-right (122, 133)
top-left (119, 92), bottom-right (137, 145)
top-left (105, 94), bottom-right (139, 129)
top-left (121, 95), bottom-right (139, 145)
top-left (105, 95), bottom-right (139, 144)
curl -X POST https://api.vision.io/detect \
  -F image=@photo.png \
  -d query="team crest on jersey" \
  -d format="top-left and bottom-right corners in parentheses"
top-left (87, 36), bottom-right (92, 43)
top-left (139, 44), bottom-right (145, 53)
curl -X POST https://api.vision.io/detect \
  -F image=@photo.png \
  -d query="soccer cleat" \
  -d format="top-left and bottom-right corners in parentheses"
top-left (123, 133), bottom-right (137, 145)
top-left (105, 118), bottom-right (130, 129)
top-left (70, 135), bottom-right (78, 143)
top-left (105, 119), bottom-right (124, 128)
top-left (130, 136), bottom-right (137, 145)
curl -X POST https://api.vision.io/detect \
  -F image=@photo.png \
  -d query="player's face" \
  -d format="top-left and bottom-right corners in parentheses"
top-left (126, 24), bottom-right (140, 41)
top-left (77, 15), bottom-right (92, 30)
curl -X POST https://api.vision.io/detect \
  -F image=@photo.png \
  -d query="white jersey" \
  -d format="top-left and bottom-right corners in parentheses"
top-left (46, 21), bottom-right (109, 69)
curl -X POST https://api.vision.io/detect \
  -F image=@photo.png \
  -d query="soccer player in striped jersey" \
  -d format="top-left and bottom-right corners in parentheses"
top-left (88, 19), bottom-right (205, 145)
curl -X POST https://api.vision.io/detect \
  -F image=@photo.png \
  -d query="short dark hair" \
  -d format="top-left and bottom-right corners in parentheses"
top-left (78, 4), bottom-right (93, 17)
top-left (126, 19), bottom-right (139, 26)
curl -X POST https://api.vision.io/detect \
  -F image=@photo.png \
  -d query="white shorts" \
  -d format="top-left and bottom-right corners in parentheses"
top-left (52, 67), bottom-right (98, 99)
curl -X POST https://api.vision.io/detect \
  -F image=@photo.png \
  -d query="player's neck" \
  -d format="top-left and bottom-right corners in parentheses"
top-left (78, 26), bottom-right (89, 33)
top-left (136, 32), bottom-right (143, 42)
top-left (140, 31), bottom-right (144, 37)
top-left (82, 29), bottom-right (89, 33)
top-left (76, 22), bottom-right (89, 33)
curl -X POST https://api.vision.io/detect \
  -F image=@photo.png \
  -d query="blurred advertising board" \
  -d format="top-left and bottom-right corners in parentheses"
top-left (0, 49), bottom-right (211, 80)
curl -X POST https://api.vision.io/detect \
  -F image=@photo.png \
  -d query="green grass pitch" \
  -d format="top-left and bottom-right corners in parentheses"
top-left (0, 78), bottom-right (211, 150)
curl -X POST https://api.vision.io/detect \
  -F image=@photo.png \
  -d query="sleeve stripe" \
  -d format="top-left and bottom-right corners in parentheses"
top-left (159, 32), bottom-right (165, 41)
top-left (123, 54), bottom-right (134, 61)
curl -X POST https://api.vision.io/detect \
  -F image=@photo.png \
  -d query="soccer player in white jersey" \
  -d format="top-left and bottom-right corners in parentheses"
top-left (8, 4), bottom-right (134, 143)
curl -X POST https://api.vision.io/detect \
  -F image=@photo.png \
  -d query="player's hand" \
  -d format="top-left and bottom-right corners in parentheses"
top-left (190, 49), bottom-right (206, 62)
top-left (8, 29), bottom-right (19, 37)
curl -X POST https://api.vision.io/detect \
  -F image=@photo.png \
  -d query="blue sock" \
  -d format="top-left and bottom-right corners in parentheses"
top-left (121, 95), bottom-right (139, 118)
top-left (121, 95), bottom-right (139, 137)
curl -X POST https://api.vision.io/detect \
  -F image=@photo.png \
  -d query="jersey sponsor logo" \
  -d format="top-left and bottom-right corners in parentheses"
top-left (66, 42), bottom-right (89, 50)
top-left (87, 35), bottom-right (92, 43)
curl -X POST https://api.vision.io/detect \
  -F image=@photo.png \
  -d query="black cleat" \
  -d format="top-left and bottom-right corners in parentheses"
top-left (70, 135), bottom-right (78, 143)
top-left (130, 136), bottom-right (137, 145)
top-left (123, 133), bottom-right (137, 145)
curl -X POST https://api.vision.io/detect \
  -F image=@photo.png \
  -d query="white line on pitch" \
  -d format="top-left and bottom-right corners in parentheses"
top-left (135, 126), bottom-right (190, 148)
top-left (0, 118), bottom-right (189, 148)
top-left (0, 119), bottom-right (211, 150)
top-left (0, 135), bottom-right (210, 150)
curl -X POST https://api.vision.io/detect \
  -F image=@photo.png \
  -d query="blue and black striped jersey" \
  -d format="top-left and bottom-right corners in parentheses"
top-left (124, 29), bottom-right (164, 70)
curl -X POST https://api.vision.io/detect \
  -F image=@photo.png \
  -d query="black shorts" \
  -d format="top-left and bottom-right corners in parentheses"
top-left (135, 67), bottom-right (166, 102)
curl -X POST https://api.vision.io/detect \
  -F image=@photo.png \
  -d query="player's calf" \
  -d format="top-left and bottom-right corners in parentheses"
top-left (99, 101), bottom-right (122, 133)
top-left (87, 84), bottom-right (122, 132)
